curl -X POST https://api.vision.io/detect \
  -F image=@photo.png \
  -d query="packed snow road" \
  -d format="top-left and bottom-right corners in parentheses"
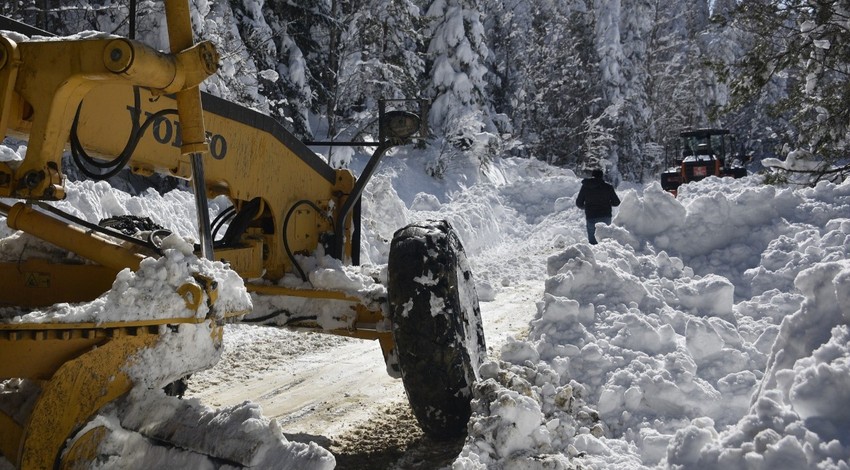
top-left (185, 157), bottom-right (579, 467)
top-left (186, 280), bottom-right (541, 468)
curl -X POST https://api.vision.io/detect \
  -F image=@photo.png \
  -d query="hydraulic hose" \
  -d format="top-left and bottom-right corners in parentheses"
top-left (282, 200), bottom-right (333, 282)
top-left (211, 205), bottom-right (237, 242)
top-left (70, 87), bottom-right (178, 180)
top-left (34, 202), bottom-right (163, 254)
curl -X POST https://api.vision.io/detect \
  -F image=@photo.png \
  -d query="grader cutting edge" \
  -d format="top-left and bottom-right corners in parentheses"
top-left (0, 2), bottom-right (485, 468)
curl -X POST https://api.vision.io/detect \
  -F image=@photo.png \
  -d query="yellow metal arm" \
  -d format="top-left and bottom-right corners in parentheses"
top-left (0, 1), bottom-right (356, 282)
top-left (165, 0), bottom-right (212, 155)
top-left (0, 33), bottom-right (217, 200)
top-left (1, 201), bottom-right (146, 271)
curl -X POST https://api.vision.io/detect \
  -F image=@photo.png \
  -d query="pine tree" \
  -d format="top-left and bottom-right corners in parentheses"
top-left (479, 0), bottom-right (530, 141)
top-left (527, 1), bottom-right (604, 170)
top-left (193, 0), bottom-right (270, 113)
top-left (643, 0), bottom-right (713, 176)
top-left (422, 0), bottom-right (496, 178)
top-left (332, 0), bottom-right (426, 143)
top-left (615, 0), bottom-right (654, 181)
top-left (591, 0), bottom-right (627, 177)
top-left (724, 0), bottom-right (850, 183)
top-left (243, 0), bottom-right (316, 138)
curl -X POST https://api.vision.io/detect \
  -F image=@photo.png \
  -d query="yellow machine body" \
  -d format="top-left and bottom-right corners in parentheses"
top-left (0, 1), bottom-right (394, 467)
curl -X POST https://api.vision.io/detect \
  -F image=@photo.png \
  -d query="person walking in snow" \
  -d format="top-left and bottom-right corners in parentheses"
top-left (576, 169), bottom-right (620, 245)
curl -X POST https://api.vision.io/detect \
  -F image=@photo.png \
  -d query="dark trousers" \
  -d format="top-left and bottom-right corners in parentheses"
top-left (585, 216), bottom-right (611, 244)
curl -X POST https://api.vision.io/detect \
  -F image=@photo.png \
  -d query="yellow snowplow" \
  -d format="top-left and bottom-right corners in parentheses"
top-left (0, 1), bottom-right (485, 467)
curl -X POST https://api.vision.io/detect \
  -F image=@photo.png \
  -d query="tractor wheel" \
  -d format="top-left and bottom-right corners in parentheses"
top-left (387, 220), bottom-right (486, 439)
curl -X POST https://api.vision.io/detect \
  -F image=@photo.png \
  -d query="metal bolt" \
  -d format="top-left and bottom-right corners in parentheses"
top-left (197, 42), bottom-right (219, 75)
top-left (103, 39), bottom-right (133, 73)
top-left (24, 171), bottom-right (44, 189)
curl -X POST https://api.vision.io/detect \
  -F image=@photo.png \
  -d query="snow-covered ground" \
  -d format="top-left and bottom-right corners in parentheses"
top-left (2, 137), bottom-right (849, 469)
top-left (450, 172), bottom-right (850, 470)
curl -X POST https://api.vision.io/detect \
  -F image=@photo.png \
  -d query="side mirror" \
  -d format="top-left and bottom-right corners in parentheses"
top-left (381, 110), bottom-right (421, 142)
top-left (378, 99), bottom-right (428, 145)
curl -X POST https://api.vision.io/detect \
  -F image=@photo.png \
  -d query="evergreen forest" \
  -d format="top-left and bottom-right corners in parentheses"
top-left (2, 0), bottom-right (848, 183)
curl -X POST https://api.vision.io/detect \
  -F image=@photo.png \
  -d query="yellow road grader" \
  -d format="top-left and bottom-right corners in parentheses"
top-left (0, 2), bottom-right (485, 467)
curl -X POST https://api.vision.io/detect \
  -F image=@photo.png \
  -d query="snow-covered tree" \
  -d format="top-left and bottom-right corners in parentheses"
top-left (641, 0), bottom-right (716, 176)
top-left (480, 0), bottom-right (530, 139)
top-left (613, 0), bottom-right (654, 181)
top-left (591, 0), bottom-right (626, 177)
top-left (726, 0), bottom-right (850, 184)
top-left (232, 0), bottom-right (315, 138)
top-left (331, 0), bottom-right (426, 143)
top-left (502, 0), bottom-right (605, 169)
top-left (192, 1), bottom-right (270, 113)
top-left (268, 0), bottom-right (426, 165)
top-left (422, 0), bottom-right (497, 178)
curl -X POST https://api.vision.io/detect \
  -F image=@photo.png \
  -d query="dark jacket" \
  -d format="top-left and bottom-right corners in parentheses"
top-left (576, 177), bottom-right (620, 219)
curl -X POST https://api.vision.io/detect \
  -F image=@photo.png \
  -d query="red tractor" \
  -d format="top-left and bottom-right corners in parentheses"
top-left (660, 128), bottom-right (748, 196)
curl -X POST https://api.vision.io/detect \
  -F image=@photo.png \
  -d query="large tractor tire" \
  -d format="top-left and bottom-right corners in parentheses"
top-left (388, 220), bottom-right (486, 438)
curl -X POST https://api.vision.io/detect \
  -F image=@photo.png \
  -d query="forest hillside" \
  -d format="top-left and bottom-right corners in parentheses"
top-left (2, 0), bottom-right (847, 184)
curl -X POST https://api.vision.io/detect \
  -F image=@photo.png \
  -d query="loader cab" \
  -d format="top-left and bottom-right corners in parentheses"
top-left (682, 131), bottom-right (728, 159)
top-left (680, 129), bottom-right (728, 183)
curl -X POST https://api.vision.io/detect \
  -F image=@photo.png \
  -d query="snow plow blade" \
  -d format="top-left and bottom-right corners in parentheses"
top-left (0, 319), bottom-right (207, 469)
top-left (1, 316), bottom-right (335, 469)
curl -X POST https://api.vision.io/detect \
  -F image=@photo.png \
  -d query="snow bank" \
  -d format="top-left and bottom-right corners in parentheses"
top-left (679, 261), bottom-right (850, 469)
top-left (454, 175), bottom-right (850, 469)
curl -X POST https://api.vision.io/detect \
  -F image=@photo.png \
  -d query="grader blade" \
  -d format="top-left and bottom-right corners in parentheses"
top-left (0, 321), bottom-right (197, 468)
top-left (21, 332), bottom-right (151, 469)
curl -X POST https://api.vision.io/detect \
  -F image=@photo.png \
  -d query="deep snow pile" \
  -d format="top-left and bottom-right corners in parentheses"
top-left (453, 177), bottom-right (850, 469)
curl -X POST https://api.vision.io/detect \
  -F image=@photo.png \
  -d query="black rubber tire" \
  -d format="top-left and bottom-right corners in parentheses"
top-left (388, 219), bottom-right (486, 439)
